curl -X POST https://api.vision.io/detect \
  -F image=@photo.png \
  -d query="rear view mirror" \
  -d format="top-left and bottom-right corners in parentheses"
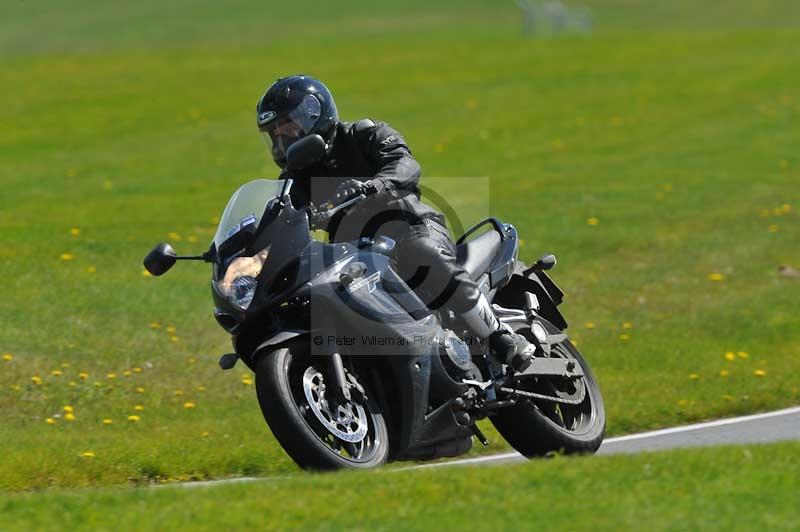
top-left (143, 242), bottom-right (177, 276)
top-left (286, 134), bottom-right (326, 171)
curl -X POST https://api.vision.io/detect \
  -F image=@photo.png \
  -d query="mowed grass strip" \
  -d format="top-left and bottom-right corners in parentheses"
top-left (1, 1), bottom-right (799, 490)
top-left (1, 442), bottom-right (798, 531)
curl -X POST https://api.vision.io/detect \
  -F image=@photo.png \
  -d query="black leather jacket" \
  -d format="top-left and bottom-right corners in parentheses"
top-left (280, 119), bottom-right (443, 241)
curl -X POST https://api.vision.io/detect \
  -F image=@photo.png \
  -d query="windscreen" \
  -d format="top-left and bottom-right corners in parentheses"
top-left (213, 179), bottom-right (287, 250)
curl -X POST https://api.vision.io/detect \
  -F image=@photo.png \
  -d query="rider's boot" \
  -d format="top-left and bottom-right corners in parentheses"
top-left (459, 293), bottom-right (536, 372)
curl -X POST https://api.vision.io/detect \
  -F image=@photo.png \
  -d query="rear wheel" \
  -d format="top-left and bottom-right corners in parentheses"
top-left (490, 320), bottom-right (605, 456)
top-left (255, 346), bottom-right (389, 470)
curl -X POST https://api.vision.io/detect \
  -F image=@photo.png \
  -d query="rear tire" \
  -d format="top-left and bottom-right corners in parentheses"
top-left (490, 322), bottom-right (605, 457)
top-left (255, 346), bottom-right (389, 470)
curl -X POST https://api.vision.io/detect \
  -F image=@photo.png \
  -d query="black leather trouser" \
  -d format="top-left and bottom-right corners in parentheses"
top-left (388, 218), bottom-right (482, 315)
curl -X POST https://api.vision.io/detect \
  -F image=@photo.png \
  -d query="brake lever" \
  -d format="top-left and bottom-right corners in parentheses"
top-left (309, 194), bottom-right (366, 229)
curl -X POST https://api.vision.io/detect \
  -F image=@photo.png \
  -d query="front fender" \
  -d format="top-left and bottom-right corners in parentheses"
top-left (236, 329), bottom-right (310, 371)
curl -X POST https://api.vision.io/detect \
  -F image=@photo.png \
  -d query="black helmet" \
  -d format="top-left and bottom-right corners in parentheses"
top-left (256, 75), bottom-right (339, 168)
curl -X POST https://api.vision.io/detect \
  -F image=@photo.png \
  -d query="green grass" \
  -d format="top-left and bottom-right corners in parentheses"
top-left (1, 0), bottom-right (799, 491)
top-left (2, 442), bottom-right (799, 531)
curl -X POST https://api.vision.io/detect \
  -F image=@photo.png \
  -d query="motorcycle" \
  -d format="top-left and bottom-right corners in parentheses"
top-left (143, 134), bottom-right (605, 470)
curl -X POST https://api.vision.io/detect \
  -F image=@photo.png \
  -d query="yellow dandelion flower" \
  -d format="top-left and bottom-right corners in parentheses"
top-left (689, 373), bottom-right (699, 380)
top-left (768, 224), bottom-right (778, 233)
top-left (127, 415), bottom-right (140, 422)
top-left (31, 376), bottom-right (42, 385)
top-left (166, 325), bottom-right (176, 333)
top-left (65, 412), bottom-right (76, 421)
top-left (123, 370), bottom-right (131, 377)
top-left (187, 235), bottom-right (199, 243)
top-left (60, 253), bottom-right (75, 261)
top-left (46, 418), bottom-right (56, 425)
top-left (677, 399), bottom-right (689, 407)
top-left (187, 357), bottom-right (196, 364)
top-left (780, 204), bottom-right (791, 213)
top-left (80, 451), bottom-right (95, 458)
top-left (167, 232), bottom-right (182, 241)
top-left (136, 387), bottom-right (145, 393)
top-left (619, 334), bottom-right (630, 341)
top-left (174, 390), bottom-right (183, 396)
top-left (86, 266), bottom-right (97, 273)
top-left (3, 353), bottom-right (13, 362)
top-left (737, 351), bottom-right (749, 359)
top-left (68, 381), bottom-right (76, 387)
top-left (584, 322), bottom-right (596, 329)
top-left (571, 339), bottom-right (579, 347)
top-left (61, 362), bottom-right (70, 368)
top-left (142, 269), bottom-right (152, 277)
top-left (720, 369), bottom-right (730, 377)
top-left (170, 336), bottom-right (179, 342)
top-left (622, 322), bottom-right (633, 329)
top-left (754, 369), bottom-right (766, 377)
top-left (51, 369), bottom-right (62, 377)
top-left (107, 373), bottom-right (116, 379)
top-left (722, 394), bottom-right (734, 401)
top-left (196, 385), bottom-right (206, 392)
top-left (79, 372), bottom-right (89, 380)
top-left (70, 228), bottom-right (81, 236)
top-left (133, 367), bottom-right (142, 373)
top-left (149, 322), bottom-right (161, 329)
top-left (133, 405), bottom-right (144, 411)
top-left (183, 402), bottom-right (196, 409)
top-left (724, 352), bottom-right (736, 361)
top-left (201, 431), bottom-right (210, 437)
top-left (103, 419), bottom-right (113, 425)
top-left (241, 377), bottom-right (253, 386)
top-left (63, 405), bottom-right (73, 413)
top-left (708, 272), bottom-right (724, 282)
top-left (586, 217), bottom-right (599, 226)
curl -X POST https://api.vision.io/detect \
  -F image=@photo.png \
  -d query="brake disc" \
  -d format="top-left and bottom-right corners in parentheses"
top-left (302, 367), bottom-right (369, 443)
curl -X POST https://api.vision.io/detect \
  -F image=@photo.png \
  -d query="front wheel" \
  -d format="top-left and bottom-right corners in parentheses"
top-left (490, 321), bottom-right (605, 457)
top-left (255, 346), bottom-right (389, 470)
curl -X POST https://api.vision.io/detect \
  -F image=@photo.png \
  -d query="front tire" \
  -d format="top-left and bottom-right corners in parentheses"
top-left (255, 346), bottom-right (389, 470)
top-left (490, 322), bottom-right (605, 457)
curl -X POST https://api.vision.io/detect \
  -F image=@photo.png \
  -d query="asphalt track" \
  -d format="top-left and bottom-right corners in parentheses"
top-left (171, 406), bottom-right (800, 488)
top-left (410, 405), bottom-right (800, 471)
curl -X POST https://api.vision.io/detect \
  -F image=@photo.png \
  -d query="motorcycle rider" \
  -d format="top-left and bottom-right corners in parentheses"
top-left (256, 75), bottom-right (536, 372)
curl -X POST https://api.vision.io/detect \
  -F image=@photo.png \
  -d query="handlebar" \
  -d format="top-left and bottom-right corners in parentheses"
top-left (309, 194), bottom-right (366, 229)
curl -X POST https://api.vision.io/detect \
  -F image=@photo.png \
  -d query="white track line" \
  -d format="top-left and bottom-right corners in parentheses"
top-left (168, 406), bottom-right (800, 487)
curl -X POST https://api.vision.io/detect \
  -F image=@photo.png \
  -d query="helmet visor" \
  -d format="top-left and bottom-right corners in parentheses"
top-left (259, 94), bottom-right (322, 159)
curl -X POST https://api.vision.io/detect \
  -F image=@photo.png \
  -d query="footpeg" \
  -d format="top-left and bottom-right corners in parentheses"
top-left (471, 424), bottom-right (489, 446)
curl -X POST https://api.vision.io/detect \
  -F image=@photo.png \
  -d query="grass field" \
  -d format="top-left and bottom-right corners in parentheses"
top-left (1, 0), bottom-right (799, 496)
top-left (2, 442), bottom-right (798, 530)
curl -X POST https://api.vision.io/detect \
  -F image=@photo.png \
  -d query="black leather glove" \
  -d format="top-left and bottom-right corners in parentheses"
top-left (335, 179), bottom-right (367, 203)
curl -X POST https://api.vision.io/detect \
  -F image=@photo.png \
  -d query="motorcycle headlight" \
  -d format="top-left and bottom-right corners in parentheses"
top-left (216, 246), bottom-right (270, 310)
